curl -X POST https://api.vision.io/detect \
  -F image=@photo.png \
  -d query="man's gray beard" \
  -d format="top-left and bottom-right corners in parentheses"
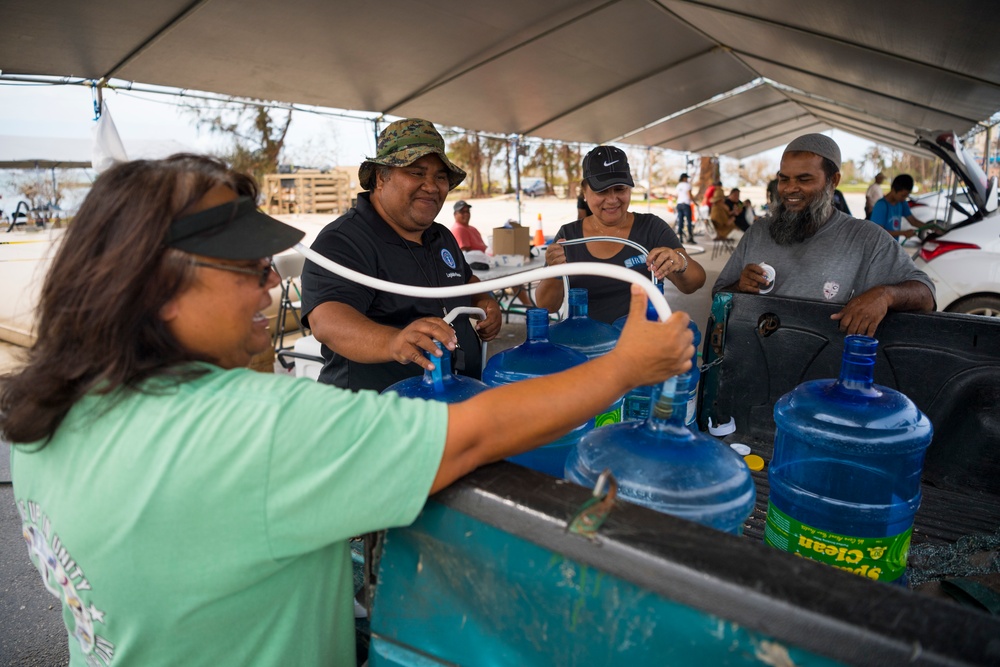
top-left (768, 185), bottom-right (835, 246)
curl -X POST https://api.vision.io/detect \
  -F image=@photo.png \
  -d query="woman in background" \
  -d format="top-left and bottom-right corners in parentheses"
top-left (535, 145), bottom-right (705, 323)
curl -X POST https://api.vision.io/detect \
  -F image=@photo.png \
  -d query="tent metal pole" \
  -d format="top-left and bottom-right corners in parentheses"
top-left (514, 135), bottom-right (522, 227)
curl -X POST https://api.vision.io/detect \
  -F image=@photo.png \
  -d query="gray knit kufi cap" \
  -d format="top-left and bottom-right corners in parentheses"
top-left (783, 133), bottom-right (841, 171)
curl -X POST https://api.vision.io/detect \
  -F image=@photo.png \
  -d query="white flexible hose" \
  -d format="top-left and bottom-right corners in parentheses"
top-left (442, 307), bottom-right (486, 325)
top-left (293, 242), bottom-right (672, 321)
top-left (443, 306), bottom-right (488, 363)
top-left (293, 242), bottom-right (678, 396)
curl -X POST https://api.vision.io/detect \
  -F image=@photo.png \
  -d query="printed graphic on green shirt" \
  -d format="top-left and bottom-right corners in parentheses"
top-left (19, 498), bottom-right (116, 665)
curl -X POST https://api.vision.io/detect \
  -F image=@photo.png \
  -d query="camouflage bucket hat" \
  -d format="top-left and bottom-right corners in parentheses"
top-left (358, 118), bottom-right (466, 191)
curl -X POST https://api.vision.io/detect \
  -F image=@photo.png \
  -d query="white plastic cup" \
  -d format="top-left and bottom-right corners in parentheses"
top-left (758, 262), bottom-right (775, 294)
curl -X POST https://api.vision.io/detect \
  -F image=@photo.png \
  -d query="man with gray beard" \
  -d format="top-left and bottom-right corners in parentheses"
top-left (713, 134), bottom-right (934, 336)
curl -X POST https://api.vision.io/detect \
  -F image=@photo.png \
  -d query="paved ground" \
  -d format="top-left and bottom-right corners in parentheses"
top-left (0, 191), bottom-right (866, 663)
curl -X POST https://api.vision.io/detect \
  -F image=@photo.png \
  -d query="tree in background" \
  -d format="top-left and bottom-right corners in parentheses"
top-left (447, 131), bottom-right (485, 197)
top-left (741, 157), bottom-right (778, 186)
top-left (864, 145), bottom-right (887, 181)
top-left (558, 144), bottom-right (583, 191)
top-left (502, 138), bottom-right (516, 194)
top-left (694, 156), bottom-right (718, 201)
top-left (8, 173), bottom-right (64, 212)
top-left (481, 137), bottom-right (506, 196)
top-left (524, 142), bottom-right (557, 195)
top-left (889, 151), bottom-right (937, 191)
top-left (185, 101), bottom-right (293, 187)
top-left (840, 159), bottom-right (858, 185)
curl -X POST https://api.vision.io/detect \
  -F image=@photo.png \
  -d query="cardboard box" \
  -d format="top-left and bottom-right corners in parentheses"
top-left (492, 225), bottom-right (531, 258)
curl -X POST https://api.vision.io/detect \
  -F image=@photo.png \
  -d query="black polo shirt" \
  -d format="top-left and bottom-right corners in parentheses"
top-left (301, 192), bottom-right (483, 392)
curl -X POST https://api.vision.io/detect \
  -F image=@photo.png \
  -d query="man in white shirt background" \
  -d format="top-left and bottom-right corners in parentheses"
top-left (674, 172), bottom-right (695, 243)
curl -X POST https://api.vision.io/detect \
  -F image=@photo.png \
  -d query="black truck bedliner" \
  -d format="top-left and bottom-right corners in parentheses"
top-left (699, 292), bottom-right (1000, 586)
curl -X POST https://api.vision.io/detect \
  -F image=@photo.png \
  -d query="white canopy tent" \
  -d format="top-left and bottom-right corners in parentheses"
top-left (0, 135), bottom-right (196, 170)
top-left (2, 0), bottom-right (998, 159)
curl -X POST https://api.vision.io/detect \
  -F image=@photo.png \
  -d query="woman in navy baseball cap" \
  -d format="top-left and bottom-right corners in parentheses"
top-left (535, 146), bottom-right (706, 324)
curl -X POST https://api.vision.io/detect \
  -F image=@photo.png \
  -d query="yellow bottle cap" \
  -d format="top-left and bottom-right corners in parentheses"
top-left (744, 454), bottom-right (765, 471)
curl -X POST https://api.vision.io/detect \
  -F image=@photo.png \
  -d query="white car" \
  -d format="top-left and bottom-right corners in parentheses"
top-left (912, 130), bottom-right (1000, 317)
top-left (908, 186), bottom-right (972, 228)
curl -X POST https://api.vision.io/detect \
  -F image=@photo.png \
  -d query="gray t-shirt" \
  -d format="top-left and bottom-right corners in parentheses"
top-left (712, 210), bottom-right (935, 305)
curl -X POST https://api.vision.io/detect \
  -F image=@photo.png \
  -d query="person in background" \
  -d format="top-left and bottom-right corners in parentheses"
top-left (449, 200), bottom-right (486, 252)
top-left (869, 174), bottom-right (919, 241)
top-left (865, 172), bottom-right (886, 219)
top-left (740, 199), bottom-right (756, 229)
top-left (534, 146), bottom-right (706, 324)
top-left (713, 133), bottom-right (934, 336)
top-left (702, 179), bottom-right (720, 209)
top-left (832, 189), bottom-right (852, 216)
top-left (301, 118), bottom-right (501, 392)
top-left (709, 188), bottom-right (737, 240)
top-left (724, 188), bottom-right (745, 221)
top-left (674, 172), bottom-right (695, 243)
top-left (765, 177), bottom-right (780, 212)
top-left (2, 153), bottom-right (694, 667)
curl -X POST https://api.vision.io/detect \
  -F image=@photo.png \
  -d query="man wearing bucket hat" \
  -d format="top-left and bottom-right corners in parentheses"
top-left (301, 118), bottom-right (502, 392)
top-left (713, 133), bottom-right (934, 336)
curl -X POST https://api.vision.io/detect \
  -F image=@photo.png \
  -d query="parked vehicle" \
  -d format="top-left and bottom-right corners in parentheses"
top-left (908, 186), bottom-right (973, 228)
top-left (912, 129), bottom-right (1000, 316)
top-left (520, 177), bottom-right (547, 197)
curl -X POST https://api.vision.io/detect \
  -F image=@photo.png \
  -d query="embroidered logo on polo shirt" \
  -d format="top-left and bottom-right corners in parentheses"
top-left (823, 281), bottom-right (841, 300)
top-left (440, 249), bottom-right (457, 269)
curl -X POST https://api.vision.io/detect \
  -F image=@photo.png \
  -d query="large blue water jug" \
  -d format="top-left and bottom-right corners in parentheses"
top-left (565, 371), bottom-right (756, 534)
top-left (615, 287), bottom-right (701, 427)
top-left (382, 343), bottom-right (488, 403)
top-left (483, 308), bottom-right (593, 477)
top-left (765, 335), bottom-right (933, 585)
top-left (683, 322), bottom-right (702, 426)
top-left (549, 288), bottom-right (623, 425)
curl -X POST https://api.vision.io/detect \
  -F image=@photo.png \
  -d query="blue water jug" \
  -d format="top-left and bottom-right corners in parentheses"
top-left (616, 287), bottom-right (701, 428)
top-left (765, 335), bottom-right (933, 585)
top-left (683, 322), bottom-right (702, 426)
top-left (565, 371), bottom-right (756, 534)
top-left (382, 342), bottom-right (488, 403)
top-left (549, 288), bottom-right (623, 425)
top-left (615, 286), bottom-right (656, 421)
top-left (483, 308), bottom-right (593, 477)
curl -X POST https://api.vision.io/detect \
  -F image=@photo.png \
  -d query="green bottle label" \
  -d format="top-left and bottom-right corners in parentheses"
top-left (595, 406), bottom-right (621, 427)
top-left (764, 502), bottom-right (911, 582)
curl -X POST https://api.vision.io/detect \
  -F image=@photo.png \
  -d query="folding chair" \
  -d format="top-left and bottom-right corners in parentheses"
top-left (272, 253), bottom-right (307, 352)
top-left (711, 237), bottom-right (736, 261)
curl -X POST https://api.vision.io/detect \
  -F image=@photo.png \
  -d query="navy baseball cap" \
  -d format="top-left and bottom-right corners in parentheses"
top-left (583, 146), bottom-right (634, 192)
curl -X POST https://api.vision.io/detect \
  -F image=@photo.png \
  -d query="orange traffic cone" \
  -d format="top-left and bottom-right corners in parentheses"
top-left (532, 212), bottom-right (545, 247)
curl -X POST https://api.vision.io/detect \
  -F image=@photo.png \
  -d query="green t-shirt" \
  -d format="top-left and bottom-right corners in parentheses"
top-left (11, 365), bottom-right (447, 666)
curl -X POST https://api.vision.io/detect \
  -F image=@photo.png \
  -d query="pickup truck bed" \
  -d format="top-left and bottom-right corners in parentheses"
top-left (700, 294), bottom-right (1000, 558)
top-left (368, 293), bottom-right (1000, 666)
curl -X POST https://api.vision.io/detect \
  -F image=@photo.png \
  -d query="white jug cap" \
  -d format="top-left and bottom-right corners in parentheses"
top-left (708, 416), bottom-right (736, 436)
top-left (729, 443), bottom-right (751, 456)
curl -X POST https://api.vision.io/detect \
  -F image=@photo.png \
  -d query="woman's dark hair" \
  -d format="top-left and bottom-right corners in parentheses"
top-left (0, 154), bottom-right (259, 445)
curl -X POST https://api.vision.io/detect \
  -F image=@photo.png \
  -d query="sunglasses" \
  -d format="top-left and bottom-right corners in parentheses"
top-left (191, 257), bottom-right (274, 287)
